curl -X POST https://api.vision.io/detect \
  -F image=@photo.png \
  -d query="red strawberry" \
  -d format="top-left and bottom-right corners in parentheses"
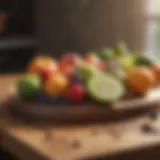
top-left (67, 84), bottom-right (85, 104)
top-left (60, 54), bottom-right (81, 67)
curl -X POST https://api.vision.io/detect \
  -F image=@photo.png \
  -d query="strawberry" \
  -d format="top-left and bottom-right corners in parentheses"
top-left (67, 84), bottom-right (85, 104)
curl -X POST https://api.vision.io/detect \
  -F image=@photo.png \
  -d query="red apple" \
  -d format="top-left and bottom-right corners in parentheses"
top-left (58, 64), bottom-right (74, 80)
top-left (60, 54), bottom-right (81, 67)
top-left (67, 84), bottom-right (86, 104)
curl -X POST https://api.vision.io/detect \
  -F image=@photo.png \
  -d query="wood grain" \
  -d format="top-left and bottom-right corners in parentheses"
top-left (6, 87), bottom-right (160, 124)
top-left (1, 75), bottom-right (160, 160)
top-left (1, 116), bottom-right (160, 160)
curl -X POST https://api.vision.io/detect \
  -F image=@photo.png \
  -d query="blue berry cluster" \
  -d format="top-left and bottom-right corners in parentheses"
top-left (36, 92), bottom-right (68, 105)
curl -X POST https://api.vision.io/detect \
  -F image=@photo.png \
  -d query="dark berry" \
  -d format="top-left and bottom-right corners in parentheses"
top-left (149, 111), bottom-right (159, 121)
top-left (141, 123), bottom-right (153, 133)
top-left (36, 92), bottom-right (68, 105)
top-left (71, 74), bottom-right (84, 84)
top-left (36, 92), bottom-right (57, 104)
top-left (56, 97), bottom-right (69, 105)
top-left (44, 130), bottom-right (53, 141)
top-left (91, 129), bottom-right (99, 135)
top-left (71, 140), bottom-right (81, 149)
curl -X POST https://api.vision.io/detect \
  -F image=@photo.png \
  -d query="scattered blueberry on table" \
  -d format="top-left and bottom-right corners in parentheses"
top-left (90, 128), bottom-right (99, 136)
top-left (71, 140), bottom-right (81, 149)
top-left (44, 129), bottom-right (53, 142)
top-left (149, 110), bottom-right (159, 121)
top-left (141, 123), bottom-right (154, 134)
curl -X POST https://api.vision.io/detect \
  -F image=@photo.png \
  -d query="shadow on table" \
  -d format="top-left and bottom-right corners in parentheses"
top-left (87, 145), bottom-right (160, 160)
top-left (0, 148), bottom-right (19, 160)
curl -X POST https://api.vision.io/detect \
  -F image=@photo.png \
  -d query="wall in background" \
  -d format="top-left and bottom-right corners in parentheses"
top-left (36, 0), bottom-right (147, 54)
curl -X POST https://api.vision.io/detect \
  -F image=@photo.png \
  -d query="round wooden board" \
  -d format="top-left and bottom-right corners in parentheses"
top-left (4, 87), bottom-right (160, 124)
top-left (5, 99), bottom-right (159, 124)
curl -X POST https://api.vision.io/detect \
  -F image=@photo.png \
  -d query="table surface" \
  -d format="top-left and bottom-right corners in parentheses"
top-left (1, 75), bottom-right (160, 160)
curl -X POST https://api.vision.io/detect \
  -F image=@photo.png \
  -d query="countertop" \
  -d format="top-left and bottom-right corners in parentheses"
top-left (1, 75), bottom-right (160, 160)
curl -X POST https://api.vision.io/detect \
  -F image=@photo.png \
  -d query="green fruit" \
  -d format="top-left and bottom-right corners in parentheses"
top-left (17, 74), bottom-right (41, 100)
top-left (87, 73), bottom-right (125, 103)
top-left (87, 52), bottom-right (99, 58)
top-left (78, 62), bottom-right (98, 80)
top-left (114, 42), bottom-right (129, 57)
top-left (97, 48), bottom-right (114, 60)
top-left (134, 55), bottom-right (153, 67)
top-left (119, 56), bottom-right (135, 71)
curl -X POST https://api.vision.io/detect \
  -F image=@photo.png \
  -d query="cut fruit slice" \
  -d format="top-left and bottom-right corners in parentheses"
top-left (87, 73), bottom-right (125, 103)
top-left (77, 62), bottom-right (98, 80)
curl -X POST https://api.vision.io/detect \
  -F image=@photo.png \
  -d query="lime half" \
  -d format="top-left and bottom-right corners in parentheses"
top-left (87, 74), bottom-right (125, 103)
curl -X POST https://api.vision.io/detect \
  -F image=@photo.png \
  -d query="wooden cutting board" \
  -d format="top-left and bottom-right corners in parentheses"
top-left (6, 87), bottom-right (160, 123)
top-left (1, 115), bottom-right (160, 160)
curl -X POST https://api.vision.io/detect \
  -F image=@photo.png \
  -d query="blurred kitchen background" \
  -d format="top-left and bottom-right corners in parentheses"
top-left (0, 0), bottom-right (159, 73)
top-left (0, 0), bottom-right (36, 73)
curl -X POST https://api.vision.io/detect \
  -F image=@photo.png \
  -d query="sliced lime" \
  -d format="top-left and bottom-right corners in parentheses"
top-left (78, 62), bottom-right (99, 80)
top-left (87, 73), bottom-right (125, 103)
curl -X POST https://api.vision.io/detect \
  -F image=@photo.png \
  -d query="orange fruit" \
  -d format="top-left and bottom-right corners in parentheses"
top-left (27, 56), bottom-right (57, 82)
top-left (27, 56), bottom-right (57, 73)
top-left (43, 72), bottom-right (69, 97)
top-left (125, 67), bottom-right (156, 95)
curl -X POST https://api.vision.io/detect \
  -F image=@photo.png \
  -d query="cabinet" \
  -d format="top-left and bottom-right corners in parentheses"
top-left (0, 0), bottom-right (36, 72)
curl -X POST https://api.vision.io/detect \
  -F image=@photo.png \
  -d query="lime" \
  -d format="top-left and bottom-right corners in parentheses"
top-left (114, 42), bottom-right (129, 57)
top-left (134, 55), bottom-right (154, 67)
top-left (97, 48), bottom-right (114, 60)
top-left (87, 73), bottom-right (125, 103)
top-left (17, 74), bottom-right (41, 100)
top-left (78, 62), bottom-right (99, 80)
top-left (119, 56), bottom-right (135, 71)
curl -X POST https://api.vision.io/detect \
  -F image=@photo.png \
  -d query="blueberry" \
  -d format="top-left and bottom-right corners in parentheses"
top-left (56, 97), bottom-right (69, 105)
top-left (36, 92), bottom-right (69, 105)
top-left (36, 92), bottom-right (46, 101)
top-left (149, 111), bottom-right (159, 121)
top-left (44, 130), bottom-right (53, 141)
top-left (141, 123), bottom-right (153, 134)
top-left (71, 74), bottom-right (84, 84)
top-left (71, 140), bottom-right (81, 149)
top-left (36, 92), bottom-right (58, 105)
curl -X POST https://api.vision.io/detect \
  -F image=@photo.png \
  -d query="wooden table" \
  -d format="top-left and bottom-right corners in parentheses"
top-left (1, 75), bottom-right (160, 160)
